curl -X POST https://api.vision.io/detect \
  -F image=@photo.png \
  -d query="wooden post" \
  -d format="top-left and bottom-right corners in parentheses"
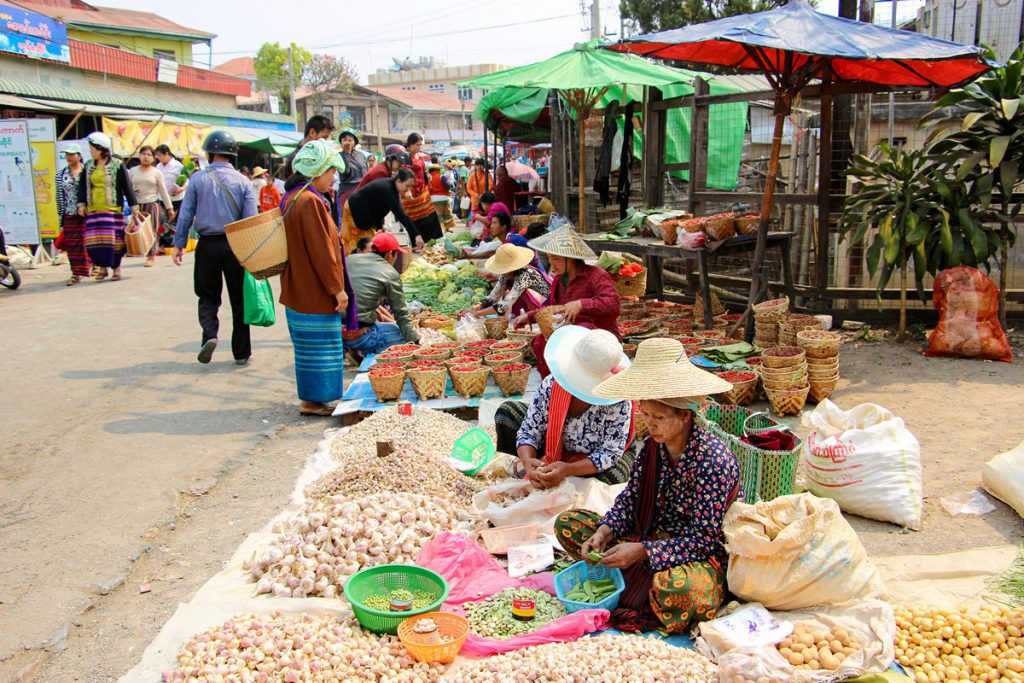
top-left (642, 87), bottom-right (665, 209)
top-left (550, 92), bottom-right (569, 216)
top-left (816, 85), bottom-right (834, 304)
top-left (578, 106), bottom-right (587, 229)
top-left (689, 77), bottom-right (709, 213)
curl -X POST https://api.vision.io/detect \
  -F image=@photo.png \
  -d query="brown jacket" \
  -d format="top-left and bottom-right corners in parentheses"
top-left (279, 190), bottom-right (344, 315)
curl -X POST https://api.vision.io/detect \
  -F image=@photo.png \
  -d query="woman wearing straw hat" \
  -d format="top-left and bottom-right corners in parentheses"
top-left (279, 139), bottom-right (358, 417)
top-left (512, 224), bottom-right (621, 378)
top-left (494, 325), bottom-right (640, 489)
top-left (553, 337), bottom-right (741, 634)
top-left (465, 243), bottom-right (550, 320)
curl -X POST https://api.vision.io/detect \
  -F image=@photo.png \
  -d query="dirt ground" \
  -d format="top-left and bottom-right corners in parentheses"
top-left (1, 255), bottom-right (1022, 683)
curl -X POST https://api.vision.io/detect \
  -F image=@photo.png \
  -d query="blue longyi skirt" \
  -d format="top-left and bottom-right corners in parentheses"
top-left (285, 307), bottom-right (345, 403)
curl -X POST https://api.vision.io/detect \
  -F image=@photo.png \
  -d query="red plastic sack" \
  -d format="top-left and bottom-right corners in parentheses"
top-left (416, 532), bottom-right (610, 656)
top-left (926, 266), bottom-right (1012, 362)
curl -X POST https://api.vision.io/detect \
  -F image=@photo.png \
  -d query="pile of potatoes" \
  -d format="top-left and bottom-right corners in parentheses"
top-left (776, 623), bottom-right (862, 671)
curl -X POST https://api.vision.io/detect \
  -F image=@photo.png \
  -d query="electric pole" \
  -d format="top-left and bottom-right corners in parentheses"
top-left (287, 45), bottom-right (298, 129)
top-left (591, 0), bottom-right (601, 40)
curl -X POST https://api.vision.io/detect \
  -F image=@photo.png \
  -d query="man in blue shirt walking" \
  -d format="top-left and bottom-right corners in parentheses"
top-left (173, 131), bottom-right (258, 365)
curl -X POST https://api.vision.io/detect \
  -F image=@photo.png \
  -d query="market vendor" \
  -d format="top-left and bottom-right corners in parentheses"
top-left (494, 326), bottom-right (638, 488)
top-left (465, 243), bottom-right (551, 319)
top-left (468, 192), bottom-right (509, 241)
top-left (554, 337), bottom-right (739, 634)
top-left (345, 232), bottom-right (419, 357)
top-left (462, 210), bottom-right (513, 260)
top-left (512, 224), bottom-right (621, 378)
top-left (400, 133), bottom-right (444, 243)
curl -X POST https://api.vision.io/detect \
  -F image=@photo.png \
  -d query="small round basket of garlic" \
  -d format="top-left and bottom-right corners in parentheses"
top-left (397, 612), bottom-right (470, 664)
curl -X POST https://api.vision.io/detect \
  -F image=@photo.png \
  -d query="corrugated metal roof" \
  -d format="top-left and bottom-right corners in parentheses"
top-left (0, 79), bottom-right (294, 128)
top-left (10, 0), bottom-right (216, 41)
top-left (374, 87), bottom-right (465, 112)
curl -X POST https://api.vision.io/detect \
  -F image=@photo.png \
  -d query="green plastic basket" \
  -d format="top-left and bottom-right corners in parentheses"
top-left (697, 403), bottom-right (801, 504)
top-left (343, 564), bottom-right (450, 635)
top-left (450, 427), bottom-right (496, 476)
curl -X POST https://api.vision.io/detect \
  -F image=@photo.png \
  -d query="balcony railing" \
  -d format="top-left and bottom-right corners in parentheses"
top-left (68, 39), bottom-right (250, 98)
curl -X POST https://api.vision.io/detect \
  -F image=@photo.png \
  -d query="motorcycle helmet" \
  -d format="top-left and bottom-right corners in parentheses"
top-left (384, 143), bottom-right (406, 160)
top-left (202, 130), bottom-right (238, 157)
top-left (396, 152), bottom-right (413, 167)
top-left (338, 127), bottom-right (360, 144)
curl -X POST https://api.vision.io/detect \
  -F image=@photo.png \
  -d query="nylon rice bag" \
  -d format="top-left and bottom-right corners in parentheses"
top-left (925, 266), bottom-right (1012, 362)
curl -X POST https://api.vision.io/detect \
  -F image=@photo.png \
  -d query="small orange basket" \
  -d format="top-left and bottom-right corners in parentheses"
top-left (397, 612), bottom-right (470, 664)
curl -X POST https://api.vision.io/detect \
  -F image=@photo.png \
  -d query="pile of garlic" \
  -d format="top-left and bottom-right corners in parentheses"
top-left (330, 407), bottom-right (474, 468)
top-left (306, 445), bottom-right (484, 507)
top-left (247, 492), bottom-right (464, 598)
top-left (442, 635), bottom-right (718, 682)
top-left (163, 612), bottom-right (443, 682)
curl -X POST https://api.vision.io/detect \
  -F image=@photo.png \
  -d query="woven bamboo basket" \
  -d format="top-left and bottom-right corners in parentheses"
top-left (693, 290), bottom-right (726, 317)
top-left (735, 214), bottom-right (759, 236)
top-left (759, 362), bottom-right (808, 380)
top-left (407, 367), bottom-right (447, 400)
top-left (421, 316), bottom-right (453, 330)
top-left (484, 351), bottom-right (524, 368)
top-left (765, 386), bottom-right (810, 417)
top-left (659, 221), bottom-right (679, 245)
top-left (415, 347), bottom-right (451, 361)
top-left (369, 369), bottom-right (407, 402)
top-left (449, 365), bottom-right (490, 397)
top-left (762, 375), bottom-right (809, 392)
top-left (505, 329), bottom-right (537, 344)
top-left (377, 350), bottom-right (415, 365)
top-left (535, 307), bottom-right (563, 339)
top-left (513, 213), bottom-right (550, 231)
top-left (703, 215), bottom-right (737, 241)
top-left (445, 355), bottom-right (482, 369)
top-left (808, 368), bottom-right (840, 383)
top-left (760, 346), bottom-right (806, 369)
top-left (808, 377), bottom-right (839, 403)
top-left (796, 330), bottom-right (843, 359)
top-left (537, 198), bottom-right (555, 214)
top-left (491, 340), bottom-right (527, 354)
top-left (806, 361), bottom-right (840, 378)
top-left (458, 347), bottom-right (492, 359)
top-left (613, 269), bottom-right (647, 298)
top-left (752, 297), bottom-right (790, 322)
top-left (491, 363), bottom-right (531, 397)
top-left (717, 371), bottom-right (758, 406)
top-left (225, 208), bottom-right (288, 279)
top-left (483, 317), bottom-right (509, 340)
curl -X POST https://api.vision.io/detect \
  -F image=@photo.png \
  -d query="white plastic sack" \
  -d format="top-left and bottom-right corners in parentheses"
top-left (472, 479), bottom-right (578, 536)
top-left (801, 400), bottom-right (923, 530)
top-left (724, 493), bottom-right (886, 610)
top-left (454, 313), bottom-right (486, 343)
top-left (982, 439), bottom-right (1024, 519)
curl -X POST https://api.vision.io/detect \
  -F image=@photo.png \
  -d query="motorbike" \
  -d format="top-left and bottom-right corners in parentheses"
top-left (0, 227), bottom-right (22, 290)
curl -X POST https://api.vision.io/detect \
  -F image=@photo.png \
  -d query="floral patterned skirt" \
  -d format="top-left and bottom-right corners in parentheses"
top-left (554, 509), bottom-right (726, 634)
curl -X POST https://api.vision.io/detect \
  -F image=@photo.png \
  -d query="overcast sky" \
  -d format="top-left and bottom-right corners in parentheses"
top-left (93, 0), bottom-right (918, 83)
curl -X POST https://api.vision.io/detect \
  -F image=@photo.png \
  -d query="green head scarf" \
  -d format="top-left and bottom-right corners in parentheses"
top-left (292, 139), bottom-right (346, 179)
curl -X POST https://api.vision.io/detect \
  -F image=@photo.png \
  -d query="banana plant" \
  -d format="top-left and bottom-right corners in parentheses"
top-left (923, 42), bottom-right (1023, 327)
top-left (840, 144), bottom-right (935, 340)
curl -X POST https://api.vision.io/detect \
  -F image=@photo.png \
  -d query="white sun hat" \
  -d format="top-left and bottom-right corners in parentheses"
top-left (85, 131), bottom-right (112, 151)
top-left (544, 325), bottom-right (631, 405)
top-left (592, 337), bottom-right (733, 408)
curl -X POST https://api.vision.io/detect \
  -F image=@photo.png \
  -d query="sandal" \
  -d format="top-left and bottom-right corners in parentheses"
top-left (66, 276), bottom-right (81, 286)
top-left (111, 269), bottom-right (122, 281)
top-left (299, 403), bottom-right (335, 417)
top-left (94, 268), bottom-right (109, 281)
top-left (145, 256), bottom-right (155, 267)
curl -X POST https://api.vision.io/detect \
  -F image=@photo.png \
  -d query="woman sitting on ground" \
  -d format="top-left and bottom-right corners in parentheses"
top-left (495, 326), bottom-right (639, 488)
top-left (466, 243), bottom-right (551, 319)
top-left (512, 224), bottom-right (621, 377)
top-left (554, 337), bottom-right (739, 634)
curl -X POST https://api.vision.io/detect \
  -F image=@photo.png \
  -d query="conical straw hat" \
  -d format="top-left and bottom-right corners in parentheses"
top-left (528, 224), bottom-right (596, 260)
top-left (484, 243), bottom-right (535, 275)
top-left (592, 337), bottom-right (733, 406)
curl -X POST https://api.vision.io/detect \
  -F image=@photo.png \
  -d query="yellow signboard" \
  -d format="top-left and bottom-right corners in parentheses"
top-left (27, 118), bottom-right (59, 240)
top-left (102, 118), bottom-right (208, 159)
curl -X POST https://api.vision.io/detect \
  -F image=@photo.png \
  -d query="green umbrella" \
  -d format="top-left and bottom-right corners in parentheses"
top-left (462, 40), bottom-right (696, 228)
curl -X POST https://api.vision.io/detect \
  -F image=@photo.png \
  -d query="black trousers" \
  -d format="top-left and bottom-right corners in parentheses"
top-left (193, 234), bottom-right (250, 360)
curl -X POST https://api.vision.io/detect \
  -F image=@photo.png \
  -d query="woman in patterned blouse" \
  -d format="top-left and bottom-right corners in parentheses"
top-left (494, 325), bottom-right (638, 487)
top-left (467, 243), bottom-right (551, 319)
top-left (54, 145), bottom-right (89, 285)
top-left (554, 337), bottom-right (740, 634)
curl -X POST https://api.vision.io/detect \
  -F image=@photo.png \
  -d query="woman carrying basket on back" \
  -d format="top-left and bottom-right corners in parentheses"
top-left (279, 139), bottom-right (358, 417)
top-left (553, 337), bottom-right (741, 635)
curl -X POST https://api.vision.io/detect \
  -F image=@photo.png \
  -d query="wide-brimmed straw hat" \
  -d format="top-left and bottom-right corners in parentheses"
top-left (592, 337), bottom-right (732, 408)
top-left (485, 243), bottom-right (535, 275)
top-left (545, 325), bottom-right (630, 406)
top-left (528, 224), bottom-right (596, 260)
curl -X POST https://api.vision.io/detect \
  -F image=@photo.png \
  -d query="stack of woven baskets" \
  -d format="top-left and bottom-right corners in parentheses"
top-left (758, 346), bottom-right (809, 416)
top-left (797, 330), bottom-right (843, 403)
top-left (778, 313), bottom-right (822, 346)
top-left (752, 297), bottom-right (789, 348)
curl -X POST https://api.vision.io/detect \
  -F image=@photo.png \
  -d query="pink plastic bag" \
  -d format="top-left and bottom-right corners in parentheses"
top-left (416, 532), bottom-right (610, 656)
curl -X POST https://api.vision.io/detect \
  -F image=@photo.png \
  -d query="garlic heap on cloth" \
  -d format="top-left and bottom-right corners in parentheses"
top-left (163, 612), bottom-right (444, 682)
top-left (329, 407), bottom-right (475, 469)
top-left (442, 635), bottom-right (718, 682)
top-left (247, 492), bottom-right (463, 598)
top-left (305, 445), bottom-right (484, 508)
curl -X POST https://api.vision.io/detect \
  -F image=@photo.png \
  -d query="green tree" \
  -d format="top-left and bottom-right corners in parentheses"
top-left (619, 0), bottom-right (785, 34)
top-left (923, 43), bottom-right (1023, 327)
top-left (253, 42), bottom-right (311, 115)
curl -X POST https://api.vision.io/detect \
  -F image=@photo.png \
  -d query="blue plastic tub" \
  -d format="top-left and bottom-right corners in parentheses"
top-left (554, 561), bottom-right (625, 613)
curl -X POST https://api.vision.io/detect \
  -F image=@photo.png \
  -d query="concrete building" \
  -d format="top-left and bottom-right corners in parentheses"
top-left (367, 58), bottom-right (510, 106)
top-left (915, 0), bottom-right (1024, 61)
top-left (374, 87), bottom-right (483, 146)
top-left (295, 85), bottom-right (406, 152)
